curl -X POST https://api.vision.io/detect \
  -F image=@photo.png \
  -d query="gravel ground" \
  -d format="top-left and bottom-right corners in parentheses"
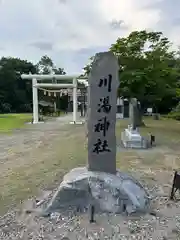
top-left (1, 167), bottom-right (180, 239)
top-left (1, 181), bottom-right (180, 240)
top-left (0, 115), bottom-right (180, 239)
top-left (0, 115), bottom-right (74, 172)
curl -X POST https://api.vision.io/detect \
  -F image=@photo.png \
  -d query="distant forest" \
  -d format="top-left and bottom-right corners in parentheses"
top-left (0, 55), bottom-right (67, 113)
top-left (1, 30), bottom-right (180, 115)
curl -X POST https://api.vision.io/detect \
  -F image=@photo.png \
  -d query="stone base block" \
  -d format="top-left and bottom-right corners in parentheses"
top-left (69, 121), bottom-right (84, 125)
top-left (121, 129), bottom-right (148, 149)
top-left (41, 167), bottom-right (150, 216)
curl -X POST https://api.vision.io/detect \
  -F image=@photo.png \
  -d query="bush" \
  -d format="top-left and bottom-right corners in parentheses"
top-left (0, 103), bottom-right (12, 113)
top-left (166, 102), bottom-right (180, 120)
top-left (17, 104), bottom-right (32, 113)
top-left (167, 111), bottom-right (180, 120)
top-left (171, 102), bottom-right (180, 112)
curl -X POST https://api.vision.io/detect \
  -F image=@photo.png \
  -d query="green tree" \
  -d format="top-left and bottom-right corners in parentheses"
top-left (0, 57), bottom-right (37, 113)
top-left (83, 30), bottom-right (180, 125)
top-left (36, 55), bottom-right (67, 112)
top-left (111, 31), bottom-right (179, 112)
top-left (36, 55), bottom-right (66, 75)
top-left (36, 55), bottom-right (53, 74)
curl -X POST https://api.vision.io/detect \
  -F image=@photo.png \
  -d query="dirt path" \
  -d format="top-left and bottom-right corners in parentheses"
top-left (1, 117), bottom-right (180, 239)
top-left (0, 115), bottom-right (73, 173)
top-left (0, 114), bottom-right (87, 213)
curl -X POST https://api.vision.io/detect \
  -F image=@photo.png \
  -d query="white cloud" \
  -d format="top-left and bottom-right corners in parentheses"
top-left (0, 0), bottom-right (179, 72)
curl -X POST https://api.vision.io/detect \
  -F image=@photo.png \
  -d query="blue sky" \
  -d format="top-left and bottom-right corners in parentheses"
top-left (0, 0), bottom-right (179, 73)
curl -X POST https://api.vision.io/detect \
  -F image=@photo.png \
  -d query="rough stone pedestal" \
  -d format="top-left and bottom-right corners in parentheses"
top-left (121, 125), bottom-right (148, 149)
top-left (42, 167), bottom-right (150, 216)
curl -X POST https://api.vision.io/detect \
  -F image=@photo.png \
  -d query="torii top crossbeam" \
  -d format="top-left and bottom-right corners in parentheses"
top-left (21, 73), bottom-right (87, 81)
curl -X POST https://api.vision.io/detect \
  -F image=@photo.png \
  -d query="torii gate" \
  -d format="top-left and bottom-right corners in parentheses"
top-left (21, 73), bottom-right (88, 124)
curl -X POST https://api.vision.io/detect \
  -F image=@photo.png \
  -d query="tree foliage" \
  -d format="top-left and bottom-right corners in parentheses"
top-left (36, 55), bottom-right (66, 75)
top-left (36, 55), bottom-right (67, 111)
top-left (0, 57), bottom-right (37, 113)
top-left (1, 30), bottom-right (180, 115)
top-left (83, 30), bottom-right (180, 112)
top-left (0, 55), bottom-right (66, 113)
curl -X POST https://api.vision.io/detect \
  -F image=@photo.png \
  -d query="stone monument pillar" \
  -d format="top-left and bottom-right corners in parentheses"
top-left (129, 98), bottom-right (138, 130)
top-left (41, 54), bottom-right (149, 216)
top-left (87, 52), bottom-right (119, 174)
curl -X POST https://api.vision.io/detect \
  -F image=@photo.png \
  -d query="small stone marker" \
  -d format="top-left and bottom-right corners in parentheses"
top-left (89, 205), bottom-right (95, 223)
top-left (170, 171), bottom-right (180, 200)
top-left (87, 51), bottom-right (119, 174)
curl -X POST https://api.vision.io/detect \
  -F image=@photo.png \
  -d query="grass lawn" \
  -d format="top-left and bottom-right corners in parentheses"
top-left (0, 116), bottom-right (180, 214)
top-left (116, 117), bottom-right (180, 193)
top-left (0, 113), bottom-right (32, 133)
